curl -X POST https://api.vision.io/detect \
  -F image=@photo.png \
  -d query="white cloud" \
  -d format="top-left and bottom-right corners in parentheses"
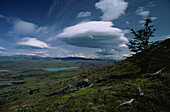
top-left (66, 53), bottom-right (85, 58)
top-left (150, 17), bottom-right (157, 20)
top-left (0, 16), bottom-right (42, 36)
top-left (0, 14), bottom-right (10, 23)
top-left (136, 2), bottom-right (155, 18)
top-left (0, 14), bottom-right (5, 19)
top-left (57, 21), bottom-right (127, 40)
top-left (35, 26), bottom-right (48, 34)
top-left (139, 20), bottom-right (145, 24)
top-left (136, 7), bottom-right (150, 17)
top-left (15, 37), bottom-right (50, 49)
top-left (139, 16), bottom-right (157, 24)
top-left (147, 2), bottom-right (156, 7)
top-left (13, 19), bottom-right (37, 35)
top-left (32, 51), bottom-right (47, 54)
top-left (136, 7), bottom-right (145, 13)
top-left (77, 11), bottom-right (91, 18)
top-left (15, 53), bottom-right (36, 56)
top-left (126, 21), bottom-right (130, 25)
top-left (0, 47), bottom-right (6, 51)
top-left (47, 0), bottom-right (57, 17)
top-left (95, 0), bottom-right (128, 21)
top-left (6, 31), bottom-right (14, 36)
top-left (56, 21), bottom-right (128, 56)
top-left (137, 11), bottom-right (150, 17)
top-left (0, 15), bottom-right (49, 37)
top-left (0, 14), bottom-right (9, 20)
top-left (4, 45), bottom-right (69, 57)
top-left (122, 53), bottom-right (130, 57)
top-left (30, 51), bottom-right (50, 57)
top-left (11, 19), bottom-right (48, 37)
top-left (96, 49), bottom-right (116, 55)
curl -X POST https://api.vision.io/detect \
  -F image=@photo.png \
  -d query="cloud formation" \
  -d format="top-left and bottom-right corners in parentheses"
top-left (0, 15), bottom-right (49, 37)
top-left (136, 10), bottom-right (150, 17)
top-left (66, 53), bottom-right (85, 58)
top-left (12, 19), bottom-right (48, 36)
top-left (0, 14), bottom-right (10, 20)
top-left (96, 49), bottom-right (115, 55)
top-left (136, 2), bottom-right (155, 18)
top-left (15, 53), bottom-right (36, 56)
top-left (56, 21), bottom-right (128, 55)
top-left (139, 16), bottom-right (157, 24)
top-left (15, 37), bottom-right (50, 49)
top-left (0, 15), bottom-right (47, 37)
top-left (13, 19), bottom-right (37, 35)
top-left (47, 0), bottom-right (57, 17)
top-left (150, 17), bottom-right (157, 20)
top-left (0, 47), bottom-right (6, 51)
top-left (95, 0), bottom-right (128, 21)
top-left (77, 11), bottom-right (91, 18)
top-left (0, 14), bottom-right (5, 19)
top-left (126, 21), bottom-right (130, 25)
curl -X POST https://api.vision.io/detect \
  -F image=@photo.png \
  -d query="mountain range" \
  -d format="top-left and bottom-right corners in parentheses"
top-left (0, 55), bottom-right (115, 61)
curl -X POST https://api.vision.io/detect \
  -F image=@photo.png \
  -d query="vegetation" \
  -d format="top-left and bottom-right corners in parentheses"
top-left (128, 18), bottom-right (157, 73)
top-left (0, 39), bottom-right (169, 112)
top-left (128, 18), bottom-right (156, 53)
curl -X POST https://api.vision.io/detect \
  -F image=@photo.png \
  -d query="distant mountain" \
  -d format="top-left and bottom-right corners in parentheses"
top-left (54, 57), bottom-right (116, 61)
top-left (0, 55), bottom-right (54, 61)
top-left (55, 57), bottom-right (95, 61)
top-left (0, 55), bottom-right (116, 61)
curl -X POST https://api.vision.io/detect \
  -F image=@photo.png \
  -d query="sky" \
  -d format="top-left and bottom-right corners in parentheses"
top-left (0, 0), bottom-right (170, 59)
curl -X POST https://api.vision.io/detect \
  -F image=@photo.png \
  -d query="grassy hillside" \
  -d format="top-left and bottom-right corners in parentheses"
top-left (0, 39), bottom-right (169, 112)
top-left (129, 38), bottom-right (170, 73)
top-left (148, 38), bottom-right (170, 72)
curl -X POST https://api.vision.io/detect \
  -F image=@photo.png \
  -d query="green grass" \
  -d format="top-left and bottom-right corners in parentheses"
top-left (0, 41), bottom-right (170, 112)
top-left (61, 94), bottom-right (70, 99)
top-left (1, 71), bottom-right (169, 112)
top-left (76, 88), bottom-right (94, 95)
top-left (135, 78), bottom-right (148, 83)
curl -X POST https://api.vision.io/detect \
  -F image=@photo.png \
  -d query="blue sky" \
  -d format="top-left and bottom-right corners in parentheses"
top-left (0, 0), bottom-right (170, 59)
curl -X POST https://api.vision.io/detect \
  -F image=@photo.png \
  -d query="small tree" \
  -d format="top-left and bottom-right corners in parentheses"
top-left (128, 18), bottom-right (156, 73)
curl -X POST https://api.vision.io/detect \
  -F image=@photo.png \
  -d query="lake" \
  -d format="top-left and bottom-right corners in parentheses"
top-left (43, 67), bottom-right (78, 71)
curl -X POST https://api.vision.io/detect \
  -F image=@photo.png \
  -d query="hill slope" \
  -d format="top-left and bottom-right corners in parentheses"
top-left (0, 39), bottom-right (169, 112)
top-left (148, 38), bottom-right (170, 72)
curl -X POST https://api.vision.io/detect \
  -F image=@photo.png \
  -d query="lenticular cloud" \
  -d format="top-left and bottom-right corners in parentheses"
top-left (56, 21), bottom-right (128, 55)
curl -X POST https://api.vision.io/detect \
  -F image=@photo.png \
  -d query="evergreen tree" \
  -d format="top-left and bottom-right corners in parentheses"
top-left (128, 18), bottom-right (156, 73)
top-left (128, 18), bottom-right (156, 53)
